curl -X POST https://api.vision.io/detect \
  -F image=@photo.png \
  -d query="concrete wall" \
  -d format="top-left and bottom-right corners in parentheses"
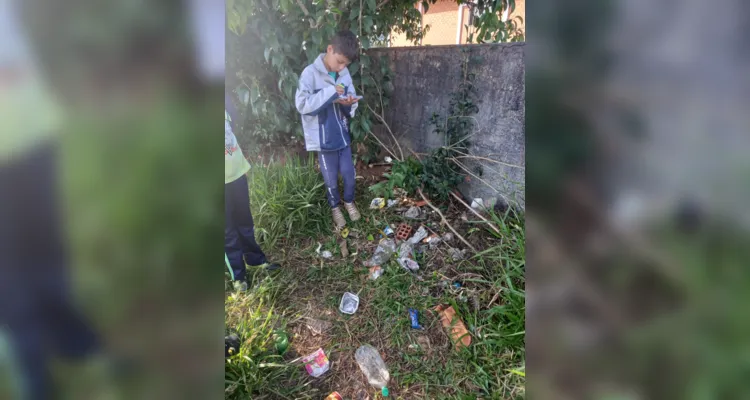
top-left (367, 43), bottom-right (525, 208)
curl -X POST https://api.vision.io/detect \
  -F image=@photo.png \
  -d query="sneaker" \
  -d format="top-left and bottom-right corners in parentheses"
top-left (332, 207), bottom-right (346, 228)
top-left (233, 280), bottom-right (248, 292)
top-left (344, 202), bottom-right (361, 222)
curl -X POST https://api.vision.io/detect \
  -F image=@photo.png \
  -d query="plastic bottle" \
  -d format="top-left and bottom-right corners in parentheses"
top-left (355, 344), bottom-right (390, 397)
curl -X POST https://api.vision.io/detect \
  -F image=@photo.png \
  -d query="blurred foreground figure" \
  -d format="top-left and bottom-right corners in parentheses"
top-left (0, 0), bottom-right (101, 398)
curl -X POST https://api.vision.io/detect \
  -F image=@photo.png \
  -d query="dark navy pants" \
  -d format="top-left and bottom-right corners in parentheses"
top-left (0, 142), bottom-right (100, 400)
top-left (225, 174), bottom-right (267, 282)
top-left (318, 146), bottom-right (356, 209)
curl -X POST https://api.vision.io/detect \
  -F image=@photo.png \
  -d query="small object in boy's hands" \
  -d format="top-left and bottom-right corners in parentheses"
top-left (409, 308), bottom-right (423, 329)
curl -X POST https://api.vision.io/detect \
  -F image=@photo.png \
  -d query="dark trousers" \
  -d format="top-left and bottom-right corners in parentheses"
top-left (0, 142), bottom-right (100, 400)
top-left (318, 146), bottom-right (356, 209)
top-left (225, 174), bottom-right (267, 282)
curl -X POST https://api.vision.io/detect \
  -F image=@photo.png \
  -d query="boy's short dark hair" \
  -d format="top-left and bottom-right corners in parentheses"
top-left (330, 31), bottom-right (360, 62)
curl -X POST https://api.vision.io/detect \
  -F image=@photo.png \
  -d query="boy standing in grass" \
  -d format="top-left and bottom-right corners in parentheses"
top-left (225, 93), bottom-right (280, 291)
top-left (295, 30), bottom-right (362, 229)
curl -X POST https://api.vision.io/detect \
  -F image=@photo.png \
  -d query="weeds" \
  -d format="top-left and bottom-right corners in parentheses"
top-left (227, 156), bottom-right (525, 398)
top-left (247, 153), bottom-right (329, 248)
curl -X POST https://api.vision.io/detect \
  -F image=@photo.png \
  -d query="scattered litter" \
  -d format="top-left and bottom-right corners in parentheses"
top-left (395, 224), bottom-right (413, 240)
top-left (414, 200), bottom-right (427, 207)
top-left (369, 266), bottom-right (384, 280)
top-left (471, 198), bottom-right (485, 210)
top-left (383, 225), bottom-right (394, 237)
top-left (404, 206), bottom-right (422, 220)
top-left (367, 234), bottom-right (375, 241)
top-left (398, 242), bottom-right (414, 260)
top-left (355, 345), bottom-right (390, 397)
top-left (340, 240), bottom-right (349, 258)
top-left (433, 305), bottom-right (472, 350)
top-left (325, 392), bottom-right (343, 400)
top-left (273, 330), bottom-right (289, 355)
top-left (339, 292), bottom-right (360, 314)
top-left (305, 318), bottom-right (332, 336)
top-left (384, 156), bottom-right (393, 163)
top-left (408, 226), bottom-right (428, 244)
top-left (370, 198), bottom-right (386, 209)
top-left (341, 227), bottom-right (350, 239)
top-left (302, 348), bottom-right (330, 377)
top-left (449, 248), bottom-right (467, 261)
top-left (408, 308), bottom-right (423, 329)
top-left (424, 234), bottom-right (442, 249)
top-left (387, 199), bottom-right (399, 208)
top-left (442, 233), bottom-right (454, 242)
top-left (363, 239), bottom-right (396, 267)
top-left (397, 257), bottom-right (420, 272)
top-left (453, 282), bottom-right (462, 289)
top-left (316, 243), bottom-right (333, 259)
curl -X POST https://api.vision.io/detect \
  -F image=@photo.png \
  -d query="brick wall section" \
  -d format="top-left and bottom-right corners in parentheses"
top-left (366, 43), bottom-right (525, 207)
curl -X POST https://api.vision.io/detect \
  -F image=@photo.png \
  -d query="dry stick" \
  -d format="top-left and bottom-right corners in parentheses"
top-left (452, 158), bottom-right (511, 205)
top-left (418, 188), bottom-right (477, 252)
top-left (453, 152), bottom-right (525, 170)
top-left (449, 191), bottom-right (501, 235)
top-left (366, 128), bottom-right (400, 162)
top-left (369, 80), bottom-right (405, 160)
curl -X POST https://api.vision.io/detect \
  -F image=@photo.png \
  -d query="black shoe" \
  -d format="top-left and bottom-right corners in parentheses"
top-left (225, 333), bottom-right (241, 358)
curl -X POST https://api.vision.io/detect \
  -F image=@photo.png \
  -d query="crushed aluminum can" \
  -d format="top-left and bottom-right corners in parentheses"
top-left (409, 308), bottom-right (423, 329)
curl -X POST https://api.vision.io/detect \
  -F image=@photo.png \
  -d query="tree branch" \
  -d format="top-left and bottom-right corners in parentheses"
top-left (418, 188), bottom-right (477, 252)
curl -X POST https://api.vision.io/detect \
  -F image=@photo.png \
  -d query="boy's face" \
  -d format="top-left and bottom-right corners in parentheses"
top-left (325, 45), bottom-right (351, 73)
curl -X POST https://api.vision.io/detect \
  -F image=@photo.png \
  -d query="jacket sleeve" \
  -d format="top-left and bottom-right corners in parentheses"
top-left (295, 69), bottom-right (338, 116)
top-left (340, 81), bottom-right (358, 118)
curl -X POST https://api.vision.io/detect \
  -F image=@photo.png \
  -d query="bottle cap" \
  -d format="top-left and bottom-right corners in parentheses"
top-left (382, 387), bottom-right (389, 396)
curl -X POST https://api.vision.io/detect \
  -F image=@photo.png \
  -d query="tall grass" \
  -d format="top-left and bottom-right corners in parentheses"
top-left (247, 154), bottom-right (330, 248)
top-left (224, 277), bottom-right (306, 399)
top-left (458, 207), bottom-right (526, 398)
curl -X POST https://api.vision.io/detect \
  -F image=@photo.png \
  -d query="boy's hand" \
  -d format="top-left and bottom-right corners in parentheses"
top-left (334, 96), bottom-right (359, 106)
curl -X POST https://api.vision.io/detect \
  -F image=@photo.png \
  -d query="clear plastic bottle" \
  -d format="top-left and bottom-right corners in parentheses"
top-left (355, 344), bottom-right (390, 397)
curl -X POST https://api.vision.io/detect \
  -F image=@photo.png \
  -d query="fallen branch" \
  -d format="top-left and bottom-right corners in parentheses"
top-left (368, 80), bottom-right (405, 160)
top-left (450, 191), bottom-right (501, 235)
top-left (366, 130), bottom-right (400, 162)
top-left (452, 158), bottom-right (510, 205)
top-left (453, 152), bottom-right (525, 170)
top-left (418, 188), bottom-right (477, 252)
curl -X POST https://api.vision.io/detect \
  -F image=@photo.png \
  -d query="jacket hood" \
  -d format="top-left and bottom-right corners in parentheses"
top-left (313, 53), bottom-right (351, 78)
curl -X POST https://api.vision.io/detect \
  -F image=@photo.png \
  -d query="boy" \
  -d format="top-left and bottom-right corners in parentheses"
top-left (295, 30), bottom-right (362, 229)
top-left (225, 93), bottom-right (280, 291)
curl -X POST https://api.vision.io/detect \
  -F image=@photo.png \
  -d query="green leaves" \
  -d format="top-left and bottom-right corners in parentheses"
top-left (227, 0), bottom-right (430, 147)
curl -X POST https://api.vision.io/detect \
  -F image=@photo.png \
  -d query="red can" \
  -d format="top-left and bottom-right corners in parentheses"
top-left (325, 392), bottom-right (343, 400)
